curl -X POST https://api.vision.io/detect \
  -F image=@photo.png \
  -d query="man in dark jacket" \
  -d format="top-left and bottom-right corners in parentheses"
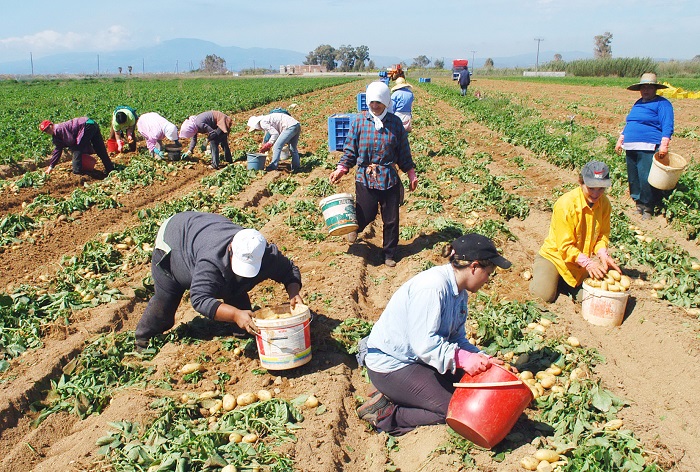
top-left (458, 66), bottom-right (471, 96)
top-left (134, 211), bottom-right (303, 350)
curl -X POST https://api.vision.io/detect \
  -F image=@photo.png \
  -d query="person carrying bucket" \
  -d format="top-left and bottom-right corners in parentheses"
top-left (134, 211), bottom-right (304, 352)
top-left (615, 73), bottom-right (675, 220)
top-left (529, 160), bottom-right (622, 303)
top-left (328, 81), bottom-right (419, 268)
top-left (355, 233), bottom-right (511, 435)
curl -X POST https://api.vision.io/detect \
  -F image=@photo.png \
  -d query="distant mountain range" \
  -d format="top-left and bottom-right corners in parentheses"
top-left (0, 38), bottom-right (594, 75)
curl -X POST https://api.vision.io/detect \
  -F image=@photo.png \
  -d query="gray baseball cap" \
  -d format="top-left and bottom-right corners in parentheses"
top-left (581, 161), bottom-right (611, 188)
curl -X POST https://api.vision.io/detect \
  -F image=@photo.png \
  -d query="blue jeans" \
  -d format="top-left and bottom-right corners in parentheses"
top-left (266, 123), bottom-right (301, 170)
top-left (626, 148), bottom-right (662, 209)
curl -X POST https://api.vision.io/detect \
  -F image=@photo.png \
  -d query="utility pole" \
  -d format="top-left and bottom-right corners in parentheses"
top-left (30, 52), bottom-right (34, 76)
top-left (142, 58), bottom-right (145, 74)
top-left (97, 54), bottom-right (100, 76)
top-left (176, 60), bottom-right (179, 74)
top-left (470, 50), bottom-right (476, 74)
top-left (534, 38), bottom-right (544, 72)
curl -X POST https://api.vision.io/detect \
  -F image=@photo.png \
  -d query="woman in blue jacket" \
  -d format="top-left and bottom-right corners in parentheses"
top-left (615, 73), bottom-right (674, 220)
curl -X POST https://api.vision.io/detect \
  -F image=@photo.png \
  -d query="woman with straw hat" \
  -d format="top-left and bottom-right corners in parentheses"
top-left (615, 73), bottom-right (675, 220)
top-left (391, 77), bottom-right (414, 131)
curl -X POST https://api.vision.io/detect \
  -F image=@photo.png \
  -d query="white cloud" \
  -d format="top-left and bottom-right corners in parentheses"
top-left (0, 26), bottom-right (135, 59)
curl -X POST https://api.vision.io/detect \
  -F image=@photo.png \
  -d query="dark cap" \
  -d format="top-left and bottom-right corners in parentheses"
top-left (581, 160), bottom-right (611, 188)
top-left (452, 233), bottom-right (512, 269)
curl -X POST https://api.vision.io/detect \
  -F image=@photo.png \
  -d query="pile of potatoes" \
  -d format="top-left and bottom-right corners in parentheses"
top-left (584, 269), bottom-right (631, 293)
top-left (520, 449), bottom-right (567, 471)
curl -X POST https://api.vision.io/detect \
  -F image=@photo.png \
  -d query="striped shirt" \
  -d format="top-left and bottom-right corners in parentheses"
top-left (338, 111), bottom-right (414, 190)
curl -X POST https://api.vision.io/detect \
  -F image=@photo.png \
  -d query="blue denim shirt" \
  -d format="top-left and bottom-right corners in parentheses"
top-left (365, 264), bottom-right (480, 375)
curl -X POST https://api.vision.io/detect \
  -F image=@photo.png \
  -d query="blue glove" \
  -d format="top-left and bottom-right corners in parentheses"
top-left (181, 151), bottom-right (191, 159)
top-left (153, 148), bottom-right (165, 159)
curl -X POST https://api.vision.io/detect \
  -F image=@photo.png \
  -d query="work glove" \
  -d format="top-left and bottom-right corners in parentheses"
top-left (181, 151), bottom-right (191, 159)
top-left (153, 148), bottom-right (165, 160)
top-left (117, 139), bottom-right (124, 152)
top-left (614, 134), bottom-right (624, 154)
top-left (329, 165), bottom-right (348, 184)
top-left (455, 349), bottom-right (491, 376)
top-left (259, 141), bottom-right (273, 153)
top-left (577, 254), bottom-right (606, 280)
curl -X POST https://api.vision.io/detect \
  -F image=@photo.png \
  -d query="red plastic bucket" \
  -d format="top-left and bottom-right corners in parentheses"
top-left (81, 154), bottom-right (96, 171)
top-left (446, 365), bottom-right (533, 448)
top-left (106, 138), bottom-right (119, 153)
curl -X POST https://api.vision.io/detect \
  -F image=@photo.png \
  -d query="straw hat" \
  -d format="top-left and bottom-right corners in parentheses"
top-left (627, 73), bottom-right (668, 91)
top-left (391, 77), bottom-right (413, 92)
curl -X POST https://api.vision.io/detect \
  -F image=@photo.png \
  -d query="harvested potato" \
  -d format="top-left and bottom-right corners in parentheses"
top-left (520, 456), bottom-right (539, 470)
top-left (536, 460), bottom-right (553, 472)
top-left (257, 389), bottom-right (273, 401)
top-left (534, 449), bottom-right (560, 463)
top-left (236, 392), bottom-right (258, 407)
top-left (608, 269), bottom-right (621, 281)
top-left (604, 419), bottom-right (624, 430)
top-left (222, 394), bottom-right (236, 411)
top-left (242, 432), bottom-right (259, 443)
top-left (539, 375), bottom-right (556, 389)
top-left (567, 336), bottom-right (580, 348)
top-left (180, 363), bottom-right (202, 375)
top-left (546, 365), bottom-right (562, 376)
top-left (228, 432), bottom-right (243, 443)
top-left (222, 465), bottom-right (238, 472)
top-left (305, 394), bottom-right (319, 408)
top-left (519, 370), bottom-right (534, 381)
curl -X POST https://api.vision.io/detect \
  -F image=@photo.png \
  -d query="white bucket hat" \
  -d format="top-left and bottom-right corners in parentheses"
top-left (229, 229), bottom-right (266, 278)
top-left (163, 122), bottom-right (179, 142)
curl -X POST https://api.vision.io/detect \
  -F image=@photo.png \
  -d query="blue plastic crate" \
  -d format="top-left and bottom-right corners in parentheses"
top-left (380, 77), bottom-right (390, 85)
top-left (328, 113), bottom-right (358, 151)
top-left (356, 92), bottom-right (367, 111)
top-left (378, 71), bottom-right (388, 78)
top-left (452, 72), bottom-right (459, 80)
top-left (419, 77), bottom-right (431, 83)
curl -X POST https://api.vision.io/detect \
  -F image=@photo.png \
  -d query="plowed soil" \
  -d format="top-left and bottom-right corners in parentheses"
top-left (1, 78), bottom-right (699, 472)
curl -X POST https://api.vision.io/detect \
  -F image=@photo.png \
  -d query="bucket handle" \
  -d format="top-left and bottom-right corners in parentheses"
top-left (453, 380), bottom-right (524, 388)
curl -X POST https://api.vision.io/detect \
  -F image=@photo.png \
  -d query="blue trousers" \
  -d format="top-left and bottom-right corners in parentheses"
top-left (266, 123), bottom-right (301, 170)
top-left (626, 149), bottom-right (664, 210)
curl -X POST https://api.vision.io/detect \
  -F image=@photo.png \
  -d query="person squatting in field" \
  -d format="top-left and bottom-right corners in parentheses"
top-left (615, 73), bottom-right (675, 220)
top-left (136, 112), bottom-right (180, 159)
top-left (529, 160), bottom-right (622, 303)
top-left (109, 105), bottom-right (138, 153)
top-left (134, 211), bottom-right (304, 351)
top-left (40, 117), bottom-right (115, 175)
top-left (328, 81), bottom-right (418, 268)
top-left (355, 234), bottom-right (511, 434)
top-left (179, 110), bottom-right (233, 169)
top-left (247, 111), bottom-right (302, 172)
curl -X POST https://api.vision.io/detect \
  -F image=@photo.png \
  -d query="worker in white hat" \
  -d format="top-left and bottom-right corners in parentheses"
top-left (134, 211), bottom-right (303, 351)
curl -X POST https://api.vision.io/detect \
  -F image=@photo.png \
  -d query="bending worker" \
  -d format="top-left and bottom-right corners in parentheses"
top-left (134, 211), bottom-right (304, 351)
top-left (40, 117), bottom-right (114, 175)
top-left (179, 110), bottom-right (233, 170)
top-left (109, 105), bottom-right (138, 152)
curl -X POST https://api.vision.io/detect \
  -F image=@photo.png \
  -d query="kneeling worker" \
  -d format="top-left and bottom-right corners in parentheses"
top-left (134, 211), bottom-right (303, 351)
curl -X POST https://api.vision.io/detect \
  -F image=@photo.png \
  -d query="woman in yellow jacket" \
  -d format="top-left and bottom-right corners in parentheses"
top-left (530, 160), bottom-right (622, 303)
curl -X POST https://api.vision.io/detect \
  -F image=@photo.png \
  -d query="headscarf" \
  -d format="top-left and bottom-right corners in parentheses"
top-left (366, 81), bottom-right (391, 130)
top-left (179, 116), bottom-right (198, 138)
top-left (163, 122), bottom-right (179, 141)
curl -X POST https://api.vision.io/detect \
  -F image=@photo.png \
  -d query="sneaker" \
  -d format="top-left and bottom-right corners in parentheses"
top-left (641, 210), bottom-right (652, 221)
top-left (363, 403), bottom-right (395, 428)
top-left (264, 165), bottom-right (278, 172)
top-left (635, 204), bottom-right (645, 215)
top-left (357, 392), bottom-right (389, 421)
top-left (209, 164), bottom-right (219, 170)
top-left (346, 231), bottom-right (358, 243)
top-left (384, 258), bottom-right (397, 268)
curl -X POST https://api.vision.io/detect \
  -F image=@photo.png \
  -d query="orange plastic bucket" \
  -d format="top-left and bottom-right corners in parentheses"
top-left (446, 365), bottom-right (533, 448)
top-left (106, 138), bottom-right (119, 153)
top-left (81, 154), bottom-right (96, 171)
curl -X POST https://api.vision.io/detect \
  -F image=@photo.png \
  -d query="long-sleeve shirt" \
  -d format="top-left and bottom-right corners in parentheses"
top-left (622, 95), bottom-right (674, 150)
top-left (391, 89), bottom-right (414, 114)
top-left (49, 117), bottom-right (90, 168)
top-left (161, 212), bottom-right (302, 319)
top-left (112, 106), bottom-right (138, 132)
top-left (187, 111), bottom-right (232, 152)
top-left (137, 112), bottom-right (176, 151)
top-left (338, 111), bottom-right (415, 190)
top-left (365, 264), bottom-right (480, 375)
top-left (539, 187), bottom-right (611, 287)
top-left (258, 113), bottom-right (300, 144)
top-left (458, 69), bottom-right (471, 87)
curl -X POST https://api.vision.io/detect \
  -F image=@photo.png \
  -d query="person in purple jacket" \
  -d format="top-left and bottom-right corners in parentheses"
top-left (134, 211), bottom-right (304, 351)
top-left (40, 118), bottom-right (114, 175)
top-left (615, 73), bottom-right (675, 220)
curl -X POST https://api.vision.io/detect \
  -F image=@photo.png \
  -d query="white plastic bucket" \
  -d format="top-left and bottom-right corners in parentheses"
top-left (254, 304), bottom-right (312, 370)
top-left (648, 152), bottom-right (687, 190)
top-left (318, 193), bottom-right (358, 236)
top-left (581, 281), bottom-right (629, 327)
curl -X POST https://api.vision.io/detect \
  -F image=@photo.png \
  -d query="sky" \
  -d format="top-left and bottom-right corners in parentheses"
top-left (1, 0), bottom-right (698, 65)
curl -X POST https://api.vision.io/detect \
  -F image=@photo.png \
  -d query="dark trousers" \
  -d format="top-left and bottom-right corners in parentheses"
top-left (368, 363), bottom-right (462, 436)
top-left (209, 135), bottom-right (232, 167)
top-left (75, 122), bottom-right (114, 173)
top-left (134, 249), bottom-right (250, 347)
top-left (355, 182), bottom-right (401, 260)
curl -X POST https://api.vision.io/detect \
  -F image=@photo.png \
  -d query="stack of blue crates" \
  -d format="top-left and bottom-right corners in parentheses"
top-left (378, 71), bottom-right (388, 78)
top-left (419, 77), bottom-right (431, 83)
top-left (328, 113), bottom-right (358, 151)
top-left (356, 93), bottom-right (367, 111)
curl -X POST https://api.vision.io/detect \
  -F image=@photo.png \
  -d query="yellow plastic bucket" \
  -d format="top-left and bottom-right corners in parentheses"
top-left (581, 282), bottom-right (629, 327)
top-left (318, 193), bottom-right (358, 236)
top-left (254, 304), bottom-right (312, 370)
top-left (648, 152), bottom-right (687, 190)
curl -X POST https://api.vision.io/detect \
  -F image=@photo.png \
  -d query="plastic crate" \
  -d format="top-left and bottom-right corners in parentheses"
top-left (356, 92), bottom-right (367, 111)
top-left (328, 113), bottom-right (358, 151)
top-left (419, 77), bottom-right (431, 83)
top-left (378, 71), bottom-right (388, 78)
top-left (452, 72), bottom-right (459, 80)
top-left (380, 77), bottom-right (390, 85)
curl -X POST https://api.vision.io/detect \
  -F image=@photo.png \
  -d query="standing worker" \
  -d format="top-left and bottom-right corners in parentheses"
top-left (134, 211), bottom-right (304, 351)
top-left (329, 81), bottom-right (419, 268)
top-left (529, 161), bottom-right (622, 303)
top-left (109, 105), bottom-right (138, 153)
top-left (247, 111), bottom-right (302, 172)
top-left (615, 73), bottom-right (675, 220)
top-left (179, 110), bottom-right (233, 170)
top-left (458, 66), bottom-right (471, 97)
top-left (136, 112), bottom-right (180, 160)
top-left (40, 117), bottom-right (115, 175)
top-left (356, 234), bottom-right (511, 434)
top-left (390, 77), bottom-right (414, 132)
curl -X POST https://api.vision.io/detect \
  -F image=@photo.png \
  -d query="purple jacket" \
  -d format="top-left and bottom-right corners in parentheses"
top-left (49, 117), bottom-right (89, 167)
